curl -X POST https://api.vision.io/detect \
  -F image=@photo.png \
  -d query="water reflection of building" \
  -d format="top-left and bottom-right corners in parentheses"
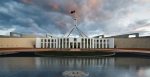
top-left (35, 57), bottom-right (115, 69)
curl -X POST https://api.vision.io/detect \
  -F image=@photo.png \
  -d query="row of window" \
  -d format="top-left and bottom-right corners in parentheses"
top-left (40, 39), bottom-right (109, 48)
top-left (41, 38), bottom-right (109, 43)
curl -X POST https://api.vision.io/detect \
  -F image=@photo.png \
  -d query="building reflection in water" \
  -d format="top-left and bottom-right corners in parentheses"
top-left (0, 57), bottom-right (150, 77)
top-left (35, 57), bottom-right (115, 69)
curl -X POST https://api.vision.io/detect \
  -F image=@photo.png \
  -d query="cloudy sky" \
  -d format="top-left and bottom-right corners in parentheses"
top-left (0, 0), bottom-right (150, 37)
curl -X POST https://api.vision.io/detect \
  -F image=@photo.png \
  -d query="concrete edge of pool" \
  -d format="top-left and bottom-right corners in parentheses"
top-left (0, 48), bottom-right (150, 57)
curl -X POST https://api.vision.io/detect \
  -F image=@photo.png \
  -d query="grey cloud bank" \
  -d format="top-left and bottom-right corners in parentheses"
top-left (0, 0), bottom-right (150, 37)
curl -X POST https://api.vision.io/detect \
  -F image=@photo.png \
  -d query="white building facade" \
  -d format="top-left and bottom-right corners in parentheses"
top-left (36, 38), bottom-right (114, 48)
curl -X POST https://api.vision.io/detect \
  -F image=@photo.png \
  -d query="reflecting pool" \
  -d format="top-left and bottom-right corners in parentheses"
top-left (0, 57), bottom-right (150, 77)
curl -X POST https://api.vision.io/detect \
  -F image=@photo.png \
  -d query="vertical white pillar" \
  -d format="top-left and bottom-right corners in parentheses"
top-left (52, 39), bottom-right (54, 48)
top-left (91, 39), bottom-right (92, 48)
top-left (56, 38), bottom-right (58, 48)
top-left (36, 38), bottom-right (41, 48)
top-left (66, 38), bottom-right (67, 48)
top-left (80, 40), bottom-right (82, 48)
top-left (59, 38), bottom-right (61, 48)
top-left (49, 39), bottom-right (51, 48)
top-left (92, 39), bottom-right (94, 48)
top-left (57, 38), bottom-right (59, 48)
top-left (62, 38), bottom-right (64, 48)
top-left (68, 38), bottom-right (70, 48)
top-left (55, 39), bottom-right (57, 48)
top-left (90, 38), bottom-right (93, 48)
top-left (46, 39), bottom-right (47, 48)
top-left (45, 39), bottom-right (47, 48)
top-left (102, 39), bottom-right (104, 48)
top-left (87, 38), bottom-right (88, 48)
top-left (98, 39), bottom-right (100, 48)
top-left (54, 39), bottom-right (56, 48)
top-left (95, 39), bottom-right (97, 48)
top-left (105, 39), bottom-right (108, 48)
top-left (80, 38), bottom-right (82, 48)
top-left (42, 38), bottom-right (44, 48)
top-left (83, 38), bottom-right (84, 48)
top-left (90, 38), bottom-right (92, 48)
top-left (65, 38), bottom-right (67, 48)
top-left (54, 39), bottom-right (55, 48)
top-left (64, 38), bottom-right (67, 48)
top-left (109, 38), bottom-right (114, 48)
top-left (94, 39), bottom-right (95, 48)
top-left (85, 38), bottom-right (87, 48)
top-left (64, 38), bottom-right (65, 48)
top-left (84, 38), bottom-right (86, 48)
top-left (73, 38), bottom-right (74, 48)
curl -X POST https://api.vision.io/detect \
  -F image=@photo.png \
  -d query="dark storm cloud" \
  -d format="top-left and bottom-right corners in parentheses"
top-left (0, 0), bottom-right (150, 36)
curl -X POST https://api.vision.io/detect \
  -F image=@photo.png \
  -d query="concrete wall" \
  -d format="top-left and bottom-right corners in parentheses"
top-left (114, 38), bottom-right (150, 48)
top-left (0, 38), bottom-right (36, 48)
top-left (0, 37), bottom-right (150, 49)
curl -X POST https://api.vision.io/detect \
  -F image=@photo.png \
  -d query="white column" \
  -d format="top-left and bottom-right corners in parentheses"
top-left (85, 38), bottom-right (86, 48)
top-left (87, 38), bottom-right (88, 48)
top-left (46, 38), bottom-right (48, 48)
top-left (99, 39), bottom-right (100, 48)
top-left (95, 39), bottom-right (97, 48)
top-left (44, 39), bottom-right (46, 48)
top-left (45, 39), bottom-right (47, 48)
top-left (66, 38), bottom-right (67, 48)
top-left (97, 39), bottom-right (98, 48)
top-left (105, 39), bottom-right (108, 48)
top-left (104, 39), bottom-right (105, 48)
top-left (89, 39), bottom-right (91, 49)
top-left (80, 38), bottom-right (82, 48)
top-left (72, 38), bottom-right (74, 48)
top-left (102, 39), bottom-right (104, 48)
top-left (57, 38), bottom-right (59, 48)
top-left (68, 38), bottom-right (70, 48)
top-left (64, 38), bottom-right (65, 48)
top-left (100, 39), bottom-right (102, 48)
top-left (51, 39), bottom-right (53, 48)
top-left (90, 38), bottom-right (92, 48)
top-left (59, 38), bottom-right (61, 48)
top-left (92, 39), bottom-right (94, 48)
top-left (83, 38), bottom-right (85, 48)
top-left (52, 39), bottom-right (54, 48)
top-left (65, 38), bottom-right (66, 48)
top-left (36, 38), bottom-right (41, 48)
top-left (42, 39), bottom-right (44, 48)
top-left (94, 39), bottom-right (95, 48)
top-left (82, 38), bottom-right (84, 48)
top-left (56, 38), bottom-right (58, 48)
top-left (109, 38), bottom-right (114, 48)
top-left (47, 39), bottom-right (49, 48)
top-left (91, 38), bottom-right (92, 48)
top-left (53, 39), bottom-right (55, 48)
top-left (62, 38), bottom-right (64, 48)
top-left (84, 39), bottom-right (85, 48)
top-left (65, 38), bottom-right (67, 48)
top-left (49, 39), bottom-right (51, 48)
top-left (55, 39), bottom-right (57, 48)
